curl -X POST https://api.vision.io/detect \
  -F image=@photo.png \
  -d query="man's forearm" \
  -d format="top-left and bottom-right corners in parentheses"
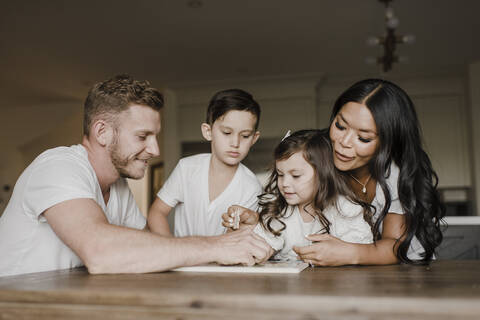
top-left (83, 224), bottom-right (217, 274)
top-left (44, 199), bottom-right (266, 274)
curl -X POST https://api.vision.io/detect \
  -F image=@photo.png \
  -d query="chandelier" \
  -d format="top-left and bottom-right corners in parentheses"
top-left (366, 0), bottom-right (415, 72)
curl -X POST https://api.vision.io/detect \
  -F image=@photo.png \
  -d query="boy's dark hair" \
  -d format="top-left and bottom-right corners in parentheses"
top-left (205, 89), bottom-right (261, 130)
top-left (83, 74), bottom-right (164, 136)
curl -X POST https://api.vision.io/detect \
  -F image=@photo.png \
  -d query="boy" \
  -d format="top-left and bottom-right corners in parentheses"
top-left (148, 89), bottom-right (262, 236)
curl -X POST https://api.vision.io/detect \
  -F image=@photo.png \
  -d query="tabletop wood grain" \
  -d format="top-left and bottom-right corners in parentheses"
top-left (1, 260), bottom-right (479, 320)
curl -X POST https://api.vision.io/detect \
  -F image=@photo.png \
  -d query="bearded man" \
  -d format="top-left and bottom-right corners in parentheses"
top-left (0, 74), bottom-right (270, 276)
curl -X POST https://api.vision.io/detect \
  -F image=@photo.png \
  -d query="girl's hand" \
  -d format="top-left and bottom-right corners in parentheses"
top-left (221, 205), bottom-right (259, 232)
top-left (293, 234), bottom-right (357, 266)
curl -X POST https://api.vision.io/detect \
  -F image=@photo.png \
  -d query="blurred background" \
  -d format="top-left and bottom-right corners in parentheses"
top-left (0, 0), bottom-right (479, 225)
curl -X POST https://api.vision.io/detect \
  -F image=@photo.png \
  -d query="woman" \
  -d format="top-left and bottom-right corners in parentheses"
top-left (224, 79), bottom-right (445, 265)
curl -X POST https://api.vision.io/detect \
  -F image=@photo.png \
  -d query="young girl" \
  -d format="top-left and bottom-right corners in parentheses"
top-left (251, 129), bottom-right (374, 261)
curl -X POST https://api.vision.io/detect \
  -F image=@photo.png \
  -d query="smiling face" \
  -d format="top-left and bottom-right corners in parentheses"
top-left (202, 109), bottom-right (260, 167)
top-left (276, 151), bottom-right (318, 208)
top-left (329, 101), bottom-right (379, 173)
top-left (108, 104), bottom-right (161, 179)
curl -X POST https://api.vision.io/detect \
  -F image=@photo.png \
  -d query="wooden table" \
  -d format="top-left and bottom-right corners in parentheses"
top-left (0, 260), bottom-right (479, 320)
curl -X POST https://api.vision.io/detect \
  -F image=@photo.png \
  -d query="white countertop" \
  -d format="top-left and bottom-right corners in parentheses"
top-left (444, 216), bottom-right (480, 225)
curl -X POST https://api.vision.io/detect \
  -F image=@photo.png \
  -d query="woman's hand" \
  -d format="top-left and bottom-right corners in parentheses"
top-left (293, 234), bottom-right (358, 266)
top-left (221, 205), bottom-right (259, 232)
top-left (294, 213), bottom-right (405, 266)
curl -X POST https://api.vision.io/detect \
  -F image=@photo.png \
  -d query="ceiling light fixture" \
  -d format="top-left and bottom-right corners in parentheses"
top-left (187, 0), bottom-right (203, 9)
top-left (366, 0), bottom-right (415, 72)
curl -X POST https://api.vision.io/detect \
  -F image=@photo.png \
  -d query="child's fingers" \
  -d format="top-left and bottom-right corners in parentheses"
top-left (221, 220), bottom-right (232, 228)
top-left (239, 209), bottom-right (259, 225)
top-left (226, 205), bottom-right (241, 216)
top-left (226, 205), bottom-right (258, 226)
top-left (221, 212), bottom-right (233, 224)
top-left (221, 212), bottom-right (236, 232)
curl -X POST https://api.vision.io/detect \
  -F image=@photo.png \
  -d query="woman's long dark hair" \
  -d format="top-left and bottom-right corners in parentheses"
top-left (330, 79), bottom-right (445, 264)
top-left (258, 129), bottom-right (373, 236)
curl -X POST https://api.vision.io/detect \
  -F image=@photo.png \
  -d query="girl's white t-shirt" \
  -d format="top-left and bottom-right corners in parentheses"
top-left (254, 196), bottom-right (373, 261)
top-left (0, 145), bottom-right (146, 276)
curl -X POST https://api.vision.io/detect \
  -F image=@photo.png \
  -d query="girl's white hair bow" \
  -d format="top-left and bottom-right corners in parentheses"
top-left (281, 130), bottom-right (291, 141)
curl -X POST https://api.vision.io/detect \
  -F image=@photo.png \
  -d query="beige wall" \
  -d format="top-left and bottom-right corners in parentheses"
top-left (2, 71), bottom-right (477, 216)
top-left (468, 61), bottom-right (480, 215)
top-left (175, 73), bottom-right (475, 214)
top-left (174, 74), bottom-right (322, 142)
top-left (19, 111), bottom-right (84, 165)
top-left (1, 104), bottom-right (167, 217)
top-left (0, 148), bottom-right (23, 213)
top-left (317, 75), bottom-right (471, 189)
top-left (0, 101), bottom-right (82, 214)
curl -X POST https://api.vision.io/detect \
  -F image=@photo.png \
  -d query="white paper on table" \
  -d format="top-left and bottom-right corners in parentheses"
top-left (172, 260), bottom-right (309, 274)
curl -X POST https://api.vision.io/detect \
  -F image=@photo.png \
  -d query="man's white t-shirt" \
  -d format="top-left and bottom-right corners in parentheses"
top-left (157, 153), bottom-right (262, 237)
top-left (0, 145), bottom-right (146, 276)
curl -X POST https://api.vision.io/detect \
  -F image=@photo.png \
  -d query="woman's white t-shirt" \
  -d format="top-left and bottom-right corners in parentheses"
top-left (371, 163), bottom-right (426, 260)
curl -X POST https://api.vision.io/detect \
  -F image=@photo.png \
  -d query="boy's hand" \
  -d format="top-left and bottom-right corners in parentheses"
top-left (222, 205), bottom-right (259, 232)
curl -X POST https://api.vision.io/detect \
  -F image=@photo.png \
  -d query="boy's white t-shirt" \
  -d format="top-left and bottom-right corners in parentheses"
top-left (0, 145), bottom-right (146, 276)
top-left (157, 153), bottom-right (262, 237)
top-left (254, 196), bottom-right (373, 261)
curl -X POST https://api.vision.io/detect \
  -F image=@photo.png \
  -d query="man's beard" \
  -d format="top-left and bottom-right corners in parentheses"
top-left (109, 139), bottom-right (138, 179)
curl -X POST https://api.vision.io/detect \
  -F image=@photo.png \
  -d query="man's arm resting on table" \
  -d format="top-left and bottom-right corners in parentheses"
top-left (147, 197), bottom-right (173, 236)
top-left (44, 198), bottom-right (269, 274)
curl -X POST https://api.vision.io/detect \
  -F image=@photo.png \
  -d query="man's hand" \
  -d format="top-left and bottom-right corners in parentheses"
top-left (211, 228), bottom-right (273, 266)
